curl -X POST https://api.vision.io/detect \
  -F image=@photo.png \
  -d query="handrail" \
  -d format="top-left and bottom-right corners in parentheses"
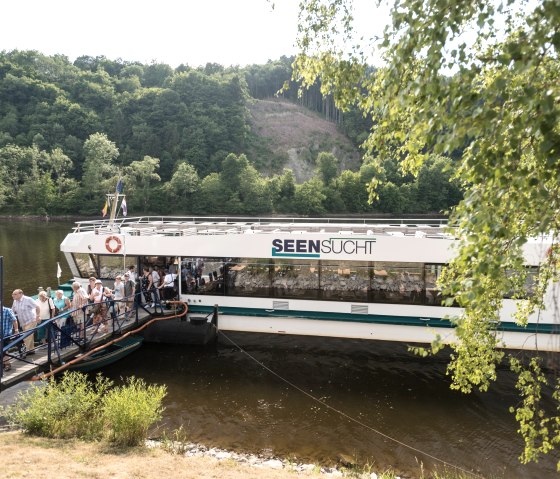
top-left (1, 290), bottom-right (164, 381)
top-left (70, 216), bottom-right (451, 237)
top-left (32, 300), bottom-right (188, 381)
top-left (74, 215), bottom-right (449, 228)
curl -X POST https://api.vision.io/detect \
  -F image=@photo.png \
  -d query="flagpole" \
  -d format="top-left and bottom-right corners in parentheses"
top-left (108, 177), bottom-right (123, 227)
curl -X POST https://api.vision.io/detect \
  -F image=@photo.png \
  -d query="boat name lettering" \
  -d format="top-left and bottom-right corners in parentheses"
top-left (271, 238), bottom-right (376, 258)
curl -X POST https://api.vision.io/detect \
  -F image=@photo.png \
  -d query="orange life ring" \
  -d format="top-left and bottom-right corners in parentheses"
top-left (105, 235), bottom-right (122, 254)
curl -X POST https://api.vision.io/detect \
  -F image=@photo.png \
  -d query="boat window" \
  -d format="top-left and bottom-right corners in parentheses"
top-left (180, 257), bottom-right (225, 295)
top-left (72, 253), bottom-right (97, 278)
top-left (320, 260), bottom-right (370, 302)
top-left (272, 259), bottom-right (320, 299)
top-left (97, 255), bottom-right (134, 279)
top-left (227, 258), bottom-right (273, 296)
top-left (424, 263), bottom-right (444, 305)
top-left (370, 262), bottom-right (425, 305)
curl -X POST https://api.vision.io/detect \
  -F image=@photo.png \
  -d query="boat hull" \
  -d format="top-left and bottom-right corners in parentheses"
top-left (67, 336), bottom-right (143, 373)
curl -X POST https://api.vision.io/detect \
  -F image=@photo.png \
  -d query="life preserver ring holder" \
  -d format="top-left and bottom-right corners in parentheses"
top-left (105, 235), bottom-right (122, 254)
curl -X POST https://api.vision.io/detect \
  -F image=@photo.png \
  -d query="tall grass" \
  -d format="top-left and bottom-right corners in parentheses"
top-left (3, 372), bottom-right (111, 439)
top-left (2, 371), bottom-right (166, 447)
top-left (102, 377), bottom-right (166, 446)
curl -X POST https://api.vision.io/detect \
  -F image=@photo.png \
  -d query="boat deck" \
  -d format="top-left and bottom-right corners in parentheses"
top-left (71, 216), bottom-right (453, 239)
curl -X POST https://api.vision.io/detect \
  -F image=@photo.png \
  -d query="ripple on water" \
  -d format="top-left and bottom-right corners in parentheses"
top-left (101, 334), bottom-right (558, 479)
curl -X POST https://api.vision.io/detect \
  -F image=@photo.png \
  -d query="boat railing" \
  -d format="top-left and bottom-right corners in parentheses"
top-left (72, 216), bottom-right (451, 238)
top-left (1, 291), bottom-right (149, 382)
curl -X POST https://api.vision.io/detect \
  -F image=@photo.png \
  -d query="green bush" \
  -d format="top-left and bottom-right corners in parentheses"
top-left (2, 372), bottom-right (111, 439)
top-left (101, 376), bottom-right (167, 447)
top-left (1, 372), bottom-right (167, 448)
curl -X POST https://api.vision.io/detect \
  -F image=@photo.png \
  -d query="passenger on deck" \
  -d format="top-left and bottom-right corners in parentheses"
top-left (11, 289), bottom-right (39, 354)
top-left (36, 291), bottom-right (55, 345)
top-left (126, 265), bottom-right (137, 284)
top-left (150, 266), bottom-right (160, 307)
top-left (53, 290), bottom-right (71, 328)
top-left (89, 279), bottom-right (108, 333)
top-left (159, 269), bottom-right (177, 300)
top-left (54, 290), bottom-right (72, 348)
top-left (113, 275), bottom-right (125, 315)
top-left (123, 273), bottom-right (135, 320)
top-left (2, 306), bottom-right (18, 371)
top-left (86, 276), bottom-right (96, 303)
top-left (70, 282), bottom-right (88, 335)
top-left (141, 266), bottom-right (153, 307)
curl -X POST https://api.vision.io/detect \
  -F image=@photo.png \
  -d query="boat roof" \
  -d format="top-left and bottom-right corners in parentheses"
top-left (71, 216), bottom-right (453, 239)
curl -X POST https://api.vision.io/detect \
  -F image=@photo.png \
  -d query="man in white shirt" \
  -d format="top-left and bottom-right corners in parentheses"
top-left (126, 265), bottom-right (137, 284)
top-left (11, 289), bottom-right (40, 354)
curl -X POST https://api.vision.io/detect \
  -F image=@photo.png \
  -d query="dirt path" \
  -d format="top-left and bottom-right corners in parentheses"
top-left (0, 431), bottom-right (321, 479)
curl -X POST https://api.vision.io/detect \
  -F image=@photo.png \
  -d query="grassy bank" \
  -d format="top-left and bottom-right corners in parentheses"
top-left (0, 431), bottom-right (311, 479)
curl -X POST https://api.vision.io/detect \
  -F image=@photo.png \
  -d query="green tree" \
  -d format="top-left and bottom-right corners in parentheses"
top-left (293, 178), bottom-right (326, 215)
top-left (81, 132), bottom-right (119, 208)
top-left (123, 155), bottom-right (161, 213)
top-left (0, 144), bottom-right (43, 208)
top-left (294, 0), bottom-right (560, 465)
top-left (315, 151), bottom-right (339, 185)
top-left (48, 147), bottom-right (74, 197)
top-left (164, 161), bottom-right (200, 211)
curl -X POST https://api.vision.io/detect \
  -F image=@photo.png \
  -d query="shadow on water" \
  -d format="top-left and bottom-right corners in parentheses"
top-left (102, 333), bottom-right (559, 479)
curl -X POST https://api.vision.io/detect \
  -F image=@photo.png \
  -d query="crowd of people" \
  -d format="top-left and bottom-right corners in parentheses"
top-left (1, 264), bottom-right (180, 373)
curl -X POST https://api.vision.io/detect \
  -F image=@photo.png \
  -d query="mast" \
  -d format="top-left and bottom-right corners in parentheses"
top-left (108, 178), bottom-right (124, 226)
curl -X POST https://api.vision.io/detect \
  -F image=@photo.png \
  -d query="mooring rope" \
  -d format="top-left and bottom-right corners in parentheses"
top-left (31, 301), bottom-right (188, 381)
top-left (219, 330), bottom-right (484, 479)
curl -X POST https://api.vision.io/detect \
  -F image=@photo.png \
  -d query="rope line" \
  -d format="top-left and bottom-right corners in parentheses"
top-left (219, 330), bottom-right (484, 479)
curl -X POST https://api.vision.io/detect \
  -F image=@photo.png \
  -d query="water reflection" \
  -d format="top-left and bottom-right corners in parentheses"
top-left (0, 220), bottom-right (72, 307)
top-left (103, 334), bottom-right (558, 478)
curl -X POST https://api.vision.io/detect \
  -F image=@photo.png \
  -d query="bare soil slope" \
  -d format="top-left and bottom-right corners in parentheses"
top-left (248, 98), bottom-right (362, 182)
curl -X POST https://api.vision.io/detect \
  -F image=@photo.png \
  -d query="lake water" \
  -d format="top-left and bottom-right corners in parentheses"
top-left (0, 219), bottom-right (558, 478)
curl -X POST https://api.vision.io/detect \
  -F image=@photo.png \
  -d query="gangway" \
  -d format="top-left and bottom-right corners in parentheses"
top-left (0, 289), bottom-right (191, 391)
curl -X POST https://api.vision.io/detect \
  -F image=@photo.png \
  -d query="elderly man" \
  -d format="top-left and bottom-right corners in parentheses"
top-left (11, 289), bottom-right (40, 354)
top-left (2, 306), bottom-right (18, 371)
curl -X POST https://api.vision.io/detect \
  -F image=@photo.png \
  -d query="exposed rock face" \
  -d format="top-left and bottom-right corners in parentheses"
top-left (248, 98), bottom-right (362, 182)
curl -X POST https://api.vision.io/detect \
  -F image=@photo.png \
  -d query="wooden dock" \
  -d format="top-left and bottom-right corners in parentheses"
top-left (1, 309), bottom-right (154, 391)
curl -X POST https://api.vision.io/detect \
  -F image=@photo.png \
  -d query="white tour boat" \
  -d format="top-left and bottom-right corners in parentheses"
top-left (60, 216), bottom-right (559, 352)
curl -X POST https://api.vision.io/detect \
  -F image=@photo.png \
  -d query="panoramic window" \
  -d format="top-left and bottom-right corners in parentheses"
top-left (72, 253), bottom-right (97, 278)
top-left (371, 262), bottom-right (425, 305)
top-left (97, 255), bottom-right (133, 279)
top-left (227, 258), bottom-right (272, 296)
top-left (181, 257), bottom-right (225, 295)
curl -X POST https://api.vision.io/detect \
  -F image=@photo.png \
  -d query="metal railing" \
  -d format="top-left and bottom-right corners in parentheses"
top-left (0, 290), bottom-right (159, 384)
top-left (70, 216), bottom-right (451, 238)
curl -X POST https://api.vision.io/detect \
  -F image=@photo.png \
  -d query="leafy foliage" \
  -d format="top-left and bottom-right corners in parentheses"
top-left (2, 372), bottom-right (110, 439)
top-left (1, 371), bottom-right (166, 448)
top-left (101, 376), bottom-right (167, 447)
top-left (294, 0), bottom-right (560, 466)
top-left (0, 50), bottom-right (460, 216)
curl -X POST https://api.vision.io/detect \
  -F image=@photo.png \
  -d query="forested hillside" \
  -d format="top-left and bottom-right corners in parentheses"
top-left (0, 51), bottom-right (461, 216)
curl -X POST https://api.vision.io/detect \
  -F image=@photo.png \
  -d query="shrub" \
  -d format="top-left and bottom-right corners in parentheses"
top-left (2, 372), bottom-right (111, 439)
top-left (101, 376), bottom-right (166, 447)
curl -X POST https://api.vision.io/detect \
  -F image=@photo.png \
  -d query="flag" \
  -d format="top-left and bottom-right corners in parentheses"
top-left (116, 179), bottom-right (124, 193)
top-left (102, 199), bottom-right (108, 217)
top-left (56, 262), bottom-right (62, 279)
top-left (121, 198), bottom-right (128, 217)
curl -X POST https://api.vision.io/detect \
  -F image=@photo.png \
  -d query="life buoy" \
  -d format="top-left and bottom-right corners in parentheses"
top-left (105, 235), bottom-right (122, 254)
